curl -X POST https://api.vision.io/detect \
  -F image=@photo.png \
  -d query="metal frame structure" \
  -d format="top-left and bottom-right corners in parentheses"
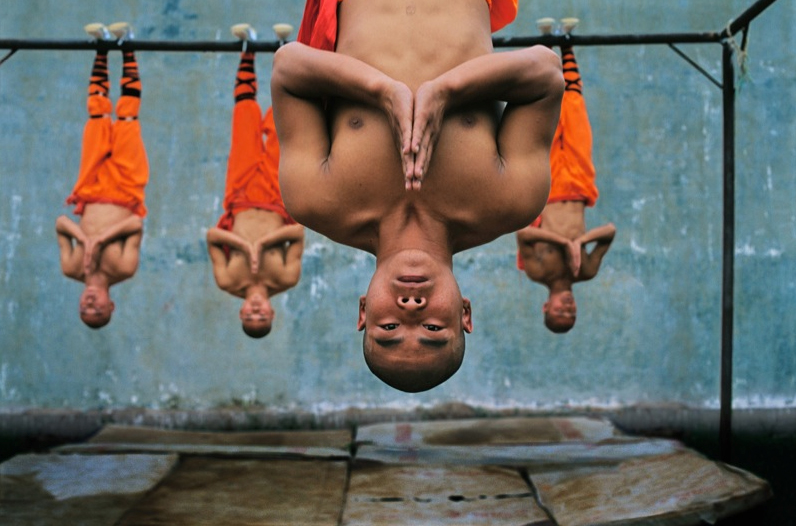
top-left (0, 0), bottom-right (780, 462)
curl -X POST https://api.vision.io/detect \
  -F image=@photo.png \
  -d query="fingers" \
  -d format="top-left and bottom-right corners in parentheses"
top-left (569, 242), bottom-right (582, 277)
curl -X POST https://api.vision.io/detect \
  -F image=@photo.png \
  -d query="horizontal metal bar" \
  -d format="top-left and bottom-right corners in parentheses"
top-left (0, 31), bottom-right (726, 54)
top-left (0, 39), bottom-right (281, 52)
top-left (494, 32), bottom-right (723, 48)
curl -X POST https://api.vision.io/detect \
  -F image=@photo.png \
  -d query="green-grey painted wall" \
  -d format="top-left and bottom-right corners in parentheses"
top-left (1, 0), bottom-right (793, 413)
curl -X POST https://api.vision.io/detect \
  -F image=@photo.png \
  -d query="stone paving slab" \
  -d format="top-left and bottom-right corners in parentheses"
top-left (342, 464), bottom-right (553, 525)
top-left (530, 450), bottom-right (773, 526)
top-left (55, 424), bottom-right (352, 459)
top-left (118, 457), bottom-right (348, 525)
top-left (356, 417), bottom-right (621, 447)
top-left (355, 417), bottom-right (681, 468)
top-left (356, 437), bottom-right (684, 469)
top-left (0, 453), bottom-right (177, 526)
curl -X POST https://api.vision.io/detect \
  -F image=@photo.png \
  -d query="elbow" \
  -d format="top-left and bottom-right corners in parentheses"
top-left (528, 46), bottom-right (565, 96)
top-left (271, 42), bottom-right (302, 93)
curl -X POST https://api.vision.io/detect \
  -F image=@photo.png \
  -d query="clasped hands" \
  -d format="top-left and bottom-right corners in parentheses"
top-left (385, 80), bottom-right (447, 191)
top-left (565, 239), bottom-right (582, 278)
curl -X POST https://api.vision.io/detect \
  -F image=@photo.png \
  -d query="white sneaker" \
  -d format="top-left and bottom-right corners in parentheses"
top-left (272, 23), bottom-right (294, 41)
top-left (84, 23), bottom-right (112, 41)
top-left (560, 17), bottom-right (579, 35)
top-left (536, 17), bottom-right (556, 36)
top-left (231, 23), bottom-right (257, 42)
top-left (108, 22), bottom-right (135, 42)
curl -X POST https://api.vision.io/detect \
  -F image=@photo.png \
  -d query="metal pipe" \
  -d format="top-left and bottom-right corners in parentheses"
top-left (495, 32), bottom-right (722, 48)
top-left (725, 0), bottom-right (779, 37)
top-left (0, 31), bottom-right (725, 53)
top-left (720, 41), bottom-right (736, 464)
top-left (0, 39), bottom-right (281, 52)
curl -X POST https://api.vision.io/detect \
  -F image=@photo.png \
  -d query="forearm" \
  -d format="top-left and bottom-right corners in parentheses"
top-left (96, 216), bottom-right (143, 245)
top-left (272, 42), bottom-right (398, 111)
top-left (206, 227), bottom-right (251, 254)
top-left (57, 235), bottom-right (83, 278)
top-left (577, 223), bottom-right (616, 245)
top-left (517, 226), bottom-right (570, 247)
top-left (55, 215), bottom-right (86, 242)
top-left (256, 224), bottom-right (305, 250)
top-left (430, 46), bottom-right (563, 109)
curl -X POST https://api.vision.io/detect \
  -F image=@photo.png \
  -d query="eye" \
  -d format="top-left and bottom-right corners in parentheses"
top-left (381, 324), bottom-right (398, 331)
top-left (424, 324), bottom-right (442, 332)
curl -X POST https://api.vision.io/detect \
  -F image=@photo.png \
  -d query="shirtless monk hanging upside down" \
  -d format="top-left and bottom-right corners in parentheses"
top-left (206, 25), bottom-right (305, 339)
top-left (272, 0), bottom-right (564, 391)
top-left (56, 23), bottom-right (148, 329)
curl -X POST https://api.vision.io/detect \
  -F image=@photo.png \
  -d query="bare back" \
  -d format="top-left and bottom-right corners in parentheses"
top-left (276, 0), bottom-right (560, 255)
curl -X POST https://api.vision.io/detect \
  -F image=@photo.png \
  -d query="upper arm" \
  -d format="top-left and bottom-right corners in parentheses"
top-left (271, 45), bottom-right (334, 220)
top-left (496, 47), bottom-right (564, 160)
top-left (206, 242), bottom-right (234, 290)
top-left (115, 231), bottom-right (142, 277)
top-left (493, 48), bottom-right (563, 219)
top-left (56, 234), bottom-right (83, 280)
top-left (579, 239), bottom-right (614, 280)
top-left (281, 237), bottom-right (304, 287)
top-left (55, 218), bottom-right (84, 279)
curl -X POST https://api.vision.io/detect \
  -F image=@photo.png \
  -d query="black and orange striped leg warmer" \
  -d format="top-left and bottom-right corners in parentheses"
top-left (560, 46), bottom-right (582, 94)
top-left (234, 51), bottom-right (257, 103)
top-left (121, 51), bottom-right (142, 99)
top-left (88, 50), bottom-right (109, 98)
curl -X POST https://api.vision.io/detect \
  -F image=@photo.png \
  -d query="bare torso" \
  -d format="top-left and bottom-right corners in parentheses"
top-left (79, 203), bottom-right (140, 285)
top-left (288, 0), bottom-right (546, 255)
top-left (221, 209), bottom-right (295, 297)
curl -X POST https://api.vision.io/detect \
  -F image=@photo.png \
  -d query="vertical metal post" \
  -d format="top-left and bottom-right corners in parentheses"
top-left (719, 41), bottom-right (735, 464)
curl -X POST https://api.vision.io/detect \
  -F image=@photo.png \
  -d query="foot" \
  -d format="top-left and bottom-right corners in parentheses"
top-left (272, 23), bottom-right (294, 41)
top-left (231, 23), bottom-right (257, 42)
top-left (560, 17), bottom-right (579, 35)
top-left (108, 22), bottom-right (135, 42)
top-left (536, 17), bottom-right (556, 36)
top-left (84, 23), bottom-right (111, 41)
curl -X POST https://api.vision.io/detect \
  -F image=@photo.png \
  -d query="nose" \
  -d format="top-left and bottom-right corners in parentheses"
top-left (397, 295), bottom-right (426, 310)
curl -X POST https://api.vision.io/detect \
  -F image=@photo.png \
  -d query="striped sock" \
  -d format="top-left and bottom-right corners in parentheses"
top-left (121, 51), bottom-right (141, 98)
top-left (88, 51), bottom-right (109, 97)
top-left (234, 52), bottom-right (257, 102)
top-left (560, 46), bottom-right (582, 94)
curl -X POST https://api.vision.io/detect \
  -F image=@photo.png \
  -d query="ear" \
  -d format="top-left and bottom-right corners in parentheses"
top-left (541, 300), bottom-right (550, 314)
top-left (461, 298), bottom-right (473, 333)
top-left (357, 295), bottom-right (366, 331)
top-left (109, 301), bottom-right (116, 313)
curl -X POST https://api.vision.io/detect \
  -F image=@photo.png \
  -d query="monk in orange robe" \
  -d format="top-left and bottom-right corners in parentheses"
top-left (206, 28), bottom-right (304, 339)
top-left (56, 32), bottom-right (148, 329)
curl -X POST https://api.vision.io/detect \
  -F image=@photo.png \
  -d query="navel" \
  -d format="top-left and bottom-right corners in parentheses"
top-left (406, 4), bottom-right (416, 15)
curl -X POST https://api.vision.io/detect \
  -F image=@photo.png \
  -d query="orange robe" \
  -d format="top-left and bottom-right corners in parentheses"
top-left (517, 89), bottom-right (599, 270)
top-left (66, 95), bottom-right (149, 217)
top-left (216, 101), bottom-right (295, 231)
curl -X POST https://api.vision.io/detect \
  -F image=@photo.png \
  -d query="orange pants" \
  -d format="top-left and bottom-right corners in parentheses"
top-left (216, 101), bottom-right (294, 231)
top-left (517, 88), bottom-right (598, 271)
top-left (548, 88), bottom-right (598, 208)
top-left (297, 0), bottom-right (517, 51)
top-left (66, 94), bottom-right (149, 217)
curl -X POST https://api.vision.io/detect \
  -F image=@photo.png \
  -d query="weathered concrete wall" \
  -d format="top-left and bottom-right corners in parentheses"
top-left (1, 0), bottom-right (793, 414)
